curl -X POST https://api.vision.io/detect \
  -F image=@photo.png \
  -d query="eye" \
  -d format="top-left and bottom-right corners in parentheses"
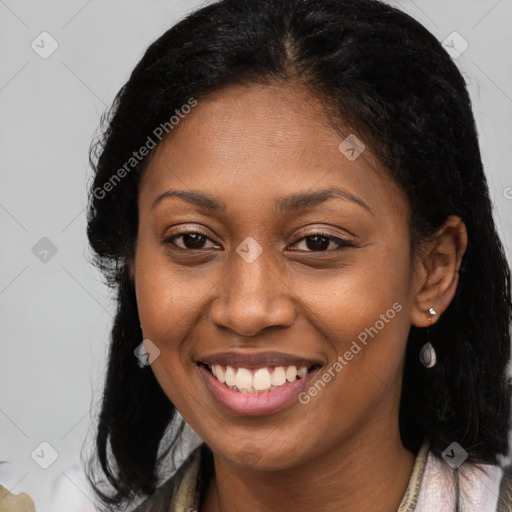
top-left (288, 232), bottom-right (354, 252)
top-left (162, 230), bottom-right (220, 250)
top-left (162, 229), bottom-right (354, 253)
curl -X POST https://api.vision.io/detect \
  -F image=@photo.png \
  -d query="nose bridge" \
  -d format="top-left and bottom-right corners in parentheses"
top-left (227, 235), bottom-right (279, 297)
top-left (209, 242), bottom-right (295, 336)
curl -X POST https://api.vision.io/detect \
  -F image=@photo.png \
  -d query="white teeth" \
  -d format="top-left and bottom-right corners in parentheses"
top-left (225, 366), bottom-right (236, 387)
top-left (235, 367), bottom-right (253, 390)
top-left (271, 366), bottom-right (286, 386)
top-left (253, 368), bottom-right (272, 391)
top-left (285, 366), bottom-right (297, 382)
top-left (212, 364), bottom-right (226, 383)
top-left (210, 364), bottom-right (311, 393)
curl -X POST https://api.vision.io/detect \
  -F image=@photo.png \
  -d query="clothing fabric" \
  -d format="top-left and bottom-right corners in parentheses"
top-left (132, 441), bottom-right (512, 512)
top-left (0, 486), bottom-right (35, 512)
top-left (398, 442), bottom-right (507, 512)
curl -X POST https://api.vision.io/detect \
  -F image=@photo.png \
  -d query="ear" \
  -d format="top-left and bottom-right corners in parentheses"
top-left (410, 215), bottom-right (467, 328)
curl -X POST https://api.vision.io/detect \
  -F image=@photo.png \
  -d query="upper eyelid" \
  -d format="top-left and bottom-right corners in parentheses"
top-left (164, 230), bottom-right (219, 247)
top-left (165, 229), bottom-right (353, 249)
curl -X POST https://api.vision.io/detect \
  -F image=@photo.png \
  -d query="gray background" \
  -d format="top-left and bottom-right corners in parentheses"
top-left (0, 0), bottom-right (511, 510)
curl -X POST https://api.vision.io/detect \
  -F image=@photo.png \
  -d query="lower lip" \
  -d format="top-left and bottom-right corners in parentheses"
top-left (198, 365), bottom-right (319, 417)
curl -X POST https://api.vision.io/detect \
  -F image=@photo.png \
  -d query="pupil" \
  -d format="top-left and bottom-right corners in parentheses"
top-left (184, 233), bottom-right (205, 249)
top-left (306, 236), bottom-right (329, 251)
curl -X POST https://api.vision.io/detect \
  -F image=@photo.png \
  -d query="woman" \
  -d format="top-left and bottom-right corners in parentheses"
top-left (86, 0), bottom-right (512, 510)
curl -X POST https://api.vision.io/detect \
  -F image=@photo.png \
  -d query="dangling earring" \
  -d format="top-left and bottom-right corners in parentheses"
top-left (420, 307), bottom-right (437, 368)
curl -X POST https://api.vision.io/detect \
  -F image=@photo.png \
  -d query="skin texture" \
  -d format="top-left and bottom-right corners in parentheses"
top-left (132, 83), bottom-right (467, 512)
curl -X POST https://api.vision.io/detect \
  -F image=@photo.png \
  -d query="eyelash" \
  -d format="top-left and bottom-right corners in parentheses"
top-left (162, 229), bottom-right (354, 253)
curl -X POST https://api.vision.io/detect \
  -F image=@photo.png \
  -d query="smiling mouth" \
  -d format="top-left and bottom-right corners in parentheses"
top-left (199, 363), bottom-right (321, 394)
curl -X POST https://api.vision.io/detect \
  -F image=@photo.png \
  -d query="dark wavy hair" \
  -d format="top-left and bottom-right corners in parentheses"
top-left (86, 0), bottom-right (512, 508)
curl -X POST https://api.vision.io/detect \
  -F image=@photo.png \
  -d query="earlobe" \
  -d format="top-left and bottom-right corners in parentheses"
top-left (410, 215), bottom-right (467, 328)
top-left (411, 305), bottom-right (438, 328)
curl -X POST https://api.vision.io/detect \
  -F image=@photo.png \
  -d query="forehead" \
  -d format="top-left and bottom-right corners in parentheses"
top-left (140, 83), bottom-right (408, 221)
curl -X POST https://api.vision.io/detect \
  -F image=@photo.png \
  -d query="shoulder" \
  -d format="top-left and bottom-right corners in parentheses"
top-left (497, 463), bottom-right (512, 512)
top-left (411, 446), bottom-right (512, 512)
top-left (130, 445), bottom-right (207, 512)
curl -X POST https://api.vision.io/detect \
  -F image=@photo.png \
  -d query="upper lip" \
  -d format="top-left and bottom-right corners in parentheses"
top-left (197, 351), bottom-right (323, 369)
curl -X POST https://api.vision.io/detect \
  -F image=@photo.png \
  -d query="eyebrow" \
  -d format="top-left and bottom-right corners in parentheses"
top-left (275, 186), bottom-right (372, 215)
top-left (150, 186), bottom-right (371, 215)
top-left (151, 190), bottom-right (226, 212)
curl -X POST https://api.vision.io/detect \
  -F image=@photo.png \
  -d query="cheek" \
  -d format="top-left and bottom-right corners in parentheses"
top-left (298, 246), bottom-right (412, 430)
top-left (300, 242), bottom-right (411, 343)
top-left (134, 228), bottom-right (217, 344)
top-left (133, 232), bottom-right (222, 410)
top-left (134, 256), bottom-right (198, 411)
top-left (296, 240), bottom-right (412, 404)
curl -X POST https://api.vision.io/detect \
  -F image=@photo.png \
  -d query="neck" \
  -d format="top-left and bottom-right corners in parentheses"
top-left (202, 424), bottom-right (416, 512)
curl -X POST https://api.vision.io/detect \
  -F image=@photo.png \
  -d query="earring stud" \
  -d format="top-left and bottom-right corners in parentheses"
top-left (420, 307), bottom-right (438, 368)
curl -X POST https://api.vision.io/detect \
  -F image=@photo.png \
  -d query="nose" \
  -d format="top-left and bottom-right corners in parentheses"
top-left (208, 248), bottom-right (296, 337)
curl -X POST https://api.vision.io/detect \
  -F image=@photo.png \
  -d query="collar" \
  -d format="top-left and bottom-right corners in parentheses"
top-left (161, 439), bottom-right (504, 512)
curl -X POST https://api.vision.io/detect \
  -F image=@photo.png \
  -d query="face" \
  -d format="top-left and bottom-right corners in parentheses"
top-left (133, 83), bottom-right (417, 471)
